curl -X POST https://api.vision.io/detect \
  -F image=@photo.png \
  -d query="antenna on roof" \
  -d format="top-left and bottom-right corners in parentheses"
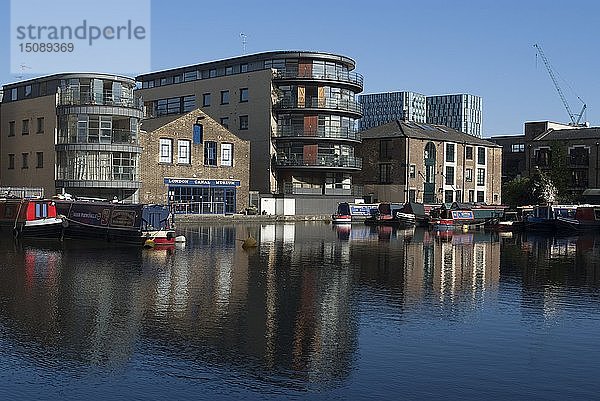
top-left (240, 33), bottom-right (247, 54)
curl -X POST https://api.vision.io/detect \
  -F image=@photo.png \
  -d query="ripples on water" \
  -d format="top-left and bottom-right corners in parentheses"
top-left (1, 225), bottom-right (600, 400)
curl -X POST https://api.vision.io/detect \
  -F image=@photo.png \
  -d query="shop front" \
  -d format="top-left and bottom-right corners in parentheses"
top-left (165, 178), bottom-right (241, 215)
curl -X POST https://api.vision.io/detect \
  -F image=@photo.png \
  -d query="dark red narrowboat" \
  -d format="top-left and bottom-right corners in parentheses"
top-left (0, 198), bottom-right (63, 238)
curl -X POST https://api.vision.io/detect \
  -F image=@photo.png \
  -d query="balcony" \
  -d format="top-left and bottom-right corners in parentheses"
top-left (273, 126), bottom-right (361, 142)
top-left (57, 128), bottom-right (139, 146)
top-left (273, 98), bottom-right (363, 117)
top-left (274, 155), bottom-right (362, 170)
top-left (273, 70), bottom-right (363, 91)
top-left (58, 89), bottom-right (143, 109)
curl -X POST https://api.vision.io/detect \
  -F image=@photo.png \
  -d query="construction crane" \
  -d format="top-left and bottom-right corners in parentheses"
top-left (533, 43), bottom-right (587, 126)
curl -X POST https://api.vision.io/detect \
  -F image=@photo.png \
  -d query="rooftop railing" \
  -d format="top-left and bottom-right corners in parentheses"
top-left (273, 70), bottom-right (363, 88)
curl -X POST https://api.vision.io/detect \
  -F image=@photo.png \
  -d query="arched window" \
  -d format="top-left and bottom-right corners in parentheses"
top-left (424, 142), bottom-right (436, 160)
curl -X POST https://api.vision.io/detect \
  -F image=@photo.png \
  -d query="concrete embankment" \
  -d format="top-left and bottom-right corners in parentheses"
top-left (174, 214), bottom-right (332, 223)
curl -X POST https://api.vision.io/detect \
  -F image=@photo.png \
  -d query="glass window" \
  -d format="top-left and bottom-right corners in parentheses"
top-left (22, 153), bottom-right (28, 169)
top-left (465, 146), bottom-right (473, 160)
top-left (203, 93), bottom-right (211, 107)
top-left (22, 119), bottom-right (29, 135)
top-left (184, 71), bottom-right (198, 82)
top-left (183, 95), bottom-right (195, 112)
top-left (466, 168), bottom-right (473, 182)
top-left (409, 164), bottom-right (416, 178)
top-left (221, 143), bottom-right (233, 167)
top-left (209, 69), bottom-right (217, 78)
top-left (220, 90), bottom-right (230, 105)
top-left (445, 143), bottom-right (455, 162)
top-left (241, 63), bottom-right (248, 73)
top-left (36, 117), bottom-right (44, 133)
top-left (8, 154), bottom-right (14, 169)
top-left (25, 85), bottom-right (32, 97)
top-left (240, 88), bottom-right (249, 102)
top-left (225, 66), bottom-right (233, 75)
top-left (445, 190), bottom-right (454, 203)
top-left (159, 138), bottom-right (173, 163)
top-left (178, 140), bottom-right (191, 164)
top-left (239, 115), bottom-right (249, 130)
top-left (8, 121), bottom-right (15, 137)
top-left (11, 88), bottom-right (17, 101)
top-left (220, 117), bottom-right (229, 128)
top-left (379, 139), bottom-right (391, 159)
top-left (445, 166), bottom-right (454, 185)
top-left (468, 190), bottom-right (475, 203)
top-left (36, 152), bottom-right (43, 168)
top-left (204, 141), bottom-right (217, 166)
top-left (477, 191), bottom-right (485, 203)
top-left (477, 168), bottom-right (485, 185)
top-left (477, 147), bottom-right (486, 165)
top-left (511, 143), bottom-right (525, 153)
top-left (379, 164), bottom-right (392, 184)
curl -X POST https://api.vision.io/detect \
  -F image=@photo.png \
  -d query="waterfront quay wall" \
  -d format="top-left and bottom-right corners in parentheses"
top-left (174, 214), bottom-right (331, 223)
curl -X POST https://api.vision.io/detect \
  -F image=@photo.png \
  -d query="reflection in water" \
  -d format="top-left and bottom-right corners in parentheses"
top-left (1, 225), bottom-right (600, 399)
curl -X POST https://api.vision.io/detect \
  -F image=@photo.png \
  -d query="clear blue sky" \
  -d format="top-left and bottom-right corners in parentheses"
top-left (1, 0), bottom-right (598, 136)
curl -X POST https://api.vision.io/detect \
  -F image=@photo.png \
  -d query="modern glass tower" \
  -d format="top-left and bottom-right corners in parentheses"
top-left (358, 91), bottom-right (426, 131)
top-left (426, 94), bottom-right (482, 138)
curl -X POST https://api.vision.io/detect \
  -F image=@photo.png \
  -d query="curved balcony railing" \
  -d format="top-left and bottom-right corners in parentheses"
top-left (273, 70), bottom-right (363, 89)
top-left (274, 98), bottom-right (363, 116)
top-left (57, 128), bottom-right (139, 145)
top-left (274, 126), bottom-right (361, 141)
top-left (58, 89), bottom-right (143, 109)
top-left (273, 155), bottom-right (362, 169)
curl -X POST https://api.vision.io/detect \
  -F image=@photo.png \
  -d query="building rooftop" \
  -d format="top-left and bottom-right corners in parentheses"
top-left (361, 120), bottom-right (499, 147)
top-left (533, 127), bottom-right (600, 141)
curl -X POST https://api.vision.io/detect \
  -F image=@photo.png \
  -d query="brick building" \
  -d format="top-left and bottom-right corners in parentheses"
top-left (355, 120), bottom-right (502, 204)
top-left (139, 109), bottom-right (250, 214)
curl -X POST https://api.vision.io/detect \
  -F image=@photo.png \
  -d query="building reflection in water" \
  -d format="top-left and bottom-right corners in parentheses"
top-left (3, 225), bottom-right (600, 391)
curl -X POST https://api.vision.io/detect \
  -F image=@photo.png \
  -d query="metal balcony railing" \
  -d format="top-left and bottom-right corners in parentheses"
top-left (57, 128), bottom-right (138, 145)
top-left (274, 126), bottom-right (361, 141)
top-left (274, 97), bottom-right (363, 115)
top-left (273, 70), bottom-right (364, 88)
top-left (274, 155), bottom-right (362, 169)
top-left (59, 89), bottom-right (143, 109)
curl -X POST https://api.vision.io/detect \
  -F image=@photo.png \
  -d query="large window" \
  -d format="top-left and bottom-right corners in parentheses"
top-left (240, 88), bottom-right (249, 102)
top-left (466, 168), bottom-right (473, 182)
top-left (8, 154), bottom-right (15, 169)
top-left (477, 147), bottom-right (486, 165)
top-left (220, 90), bottom-right (230, 105)
top-left (570, 147), bottom-right (589, 166)
top-left (239, 115), bottom-right (249, 130)
top-left (477, 168), bottom-right (485, 185)
top-left (379, 139), bottom-right (391, 159)
top-left (465, 146), bottom-right (473, 160)
top-left (535, 148), bottom-right (551, 167)
top-left (178, 140), bottom-right (190, 164)
top-left (221, 143), bottom-right (233, 167)
top-left (8, 121), bottom-right (15, 137)
top-left (477, 191), bottom-right (485, 203)
top-left (36, 152), bottom-right (43, 168)
top-left (36, 117), bottom-right (44, 134)
top-left (379, 164), bottom-right (392, 184)
top-left (220, 117), bottom-right (229, 128)
top-left (22, 119), bottom-right (29, 135)
top-left (445, 143), bottom-right (455, 162)
top-left (445, 166), bottom-right (454, 185)
top-left (511, 143), bottom-right (525, 153)
top-left (22, 153), bottom-right (28, 169)
top-left (204, 141), bottom-right (217, 166)
top-left (159, 138), bottom-right (173, 163)
top-left (202, 93), bottom-right (211, 107)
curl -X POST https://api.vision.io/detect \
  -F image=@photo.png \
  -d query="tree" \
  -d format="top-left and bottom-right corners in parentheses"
top-left (531, 168), bottom-right (557, 204)
top-left (502, 176), bottom-right (533, 207)
top-left (548, 141), bottom-right (572, 203)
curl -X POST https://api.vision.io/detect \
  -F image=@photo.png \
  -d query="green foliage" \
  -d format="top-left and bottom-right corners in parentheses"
top-left (548, 141), bottom-right (572, 202)
top-left (502, 176), bottom-right (533, 207)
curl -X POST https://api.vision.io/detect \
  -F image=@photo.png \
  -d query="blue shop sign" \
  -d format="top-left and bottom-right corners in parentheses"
top-left (164, 178), bottom-right (241, 187)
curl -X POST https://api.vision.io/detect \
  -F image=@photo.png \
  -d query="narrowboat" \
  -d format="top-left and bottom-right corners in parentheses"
top-left (332, 202), bottom-right (380, 223)
top-left (523, 204), bottom-right (577, 231)
top-left (55, 199), bottom-right (176, 246)
top-left (0, 197), bottom-right (63, 238)
top-left (429, 203), bottom-right (475, 231)
top-left (364, 202), bottom-right (412, 226)
top-left (555, 205), bottom-right (600, 231)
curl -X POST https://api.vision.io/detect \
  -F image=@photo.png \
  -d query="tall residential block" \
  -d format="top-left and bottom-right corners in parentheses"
top-left (358, 91), bottom-right (426, 131)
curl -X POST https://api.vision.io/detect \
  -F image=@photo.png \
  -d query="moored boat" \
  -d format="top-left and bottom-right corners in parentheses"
top-left (555, 204), bottom-right (600, 231)
top-left (55, 197), bottom-right (176, 247)
top-left (332, 202), bottom-right (380, 223)
top-left (523, 204), bottom-right (577, 231)
top-left (0, 197), bottom-right (63, 238)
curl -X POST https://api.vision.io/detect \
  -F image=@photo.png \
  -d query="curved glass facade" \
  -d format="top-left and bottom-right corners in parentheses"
top-left (55, 75), bottom-right (142, 200)
top-left (270, 56), bottom-right (363, 195)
